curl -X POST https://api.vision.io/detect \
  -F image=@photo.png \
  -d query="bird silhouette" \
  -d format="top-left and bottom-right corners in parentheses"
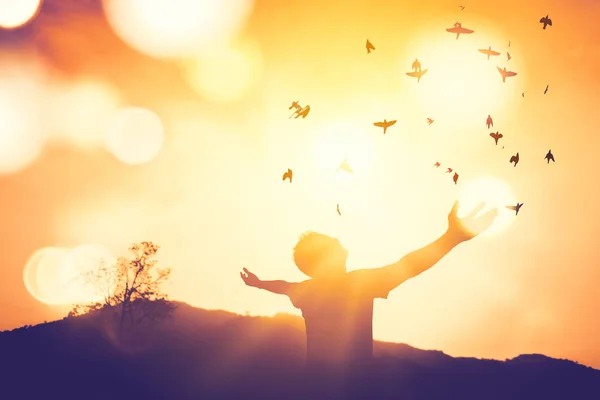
top-left (282, 168), bottom-right (293, 183)
top-left (508, 40), bottom-right (511, 47)
top-left (447, 168), bottom-right (453, 173)
top-left (490, 131), bottom-right (503, 145)
top-left (434, 162), bottom-right (441, 168)
top-left (459, 5), bottom-right (465, 10)
top-left (510, 152), bottom-right (520, 167)
top-left (426, 118), bottom-right (434, 125)
top-left (497, 66), bottom-right (517, 83)
top-left (506, 203), bottom-right (523, 215)
top-left (540, 15), bottom-right (552, 29)
top-left (453, 172), bottom-right (459, 185)
top-left (289, 101), bottom-right (301, 111)
top-left (336, 204), bottom-right (341, 216)
top-left (373, 119), bottom-right (397, 134)
top-left (478, 46), bottom-right (501, 60)
top-left (486, 114), bottom-right (493, 128)
top-left (545, 149), bottom-right (555, 163)
top-left (544, 85), bottom-right (549, 94)
top-left (290, 105), bottom-right (310, 119)
top-left (366, 39), bottom-right (375, 54)
top-left (337, 159), bottom-right (354, 173)
top-left (507, 52), bottom-right (511, 61)
top-left (522, 92), bottom-right (525, 97)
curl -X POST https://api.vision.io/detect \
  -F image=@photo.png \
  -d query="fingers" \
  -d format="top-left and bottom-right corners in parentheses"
top-left (450, 200), bottom-right (460, 215)
top-left (466, 202), bottom-right (486, 219)
top-left (243, 267), bottom-right (249, 274)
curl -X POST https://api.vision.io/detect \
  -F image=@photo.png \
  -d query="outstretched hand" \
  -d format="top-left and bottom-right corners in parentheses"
top-left (447, 200), bottom-right (498, 243)
top-left (240, 267), bottom-right (260, 287)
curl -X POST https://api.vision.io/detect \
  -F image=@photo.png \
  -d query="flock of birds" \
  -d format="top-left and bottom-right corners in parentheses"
top-left (281, 8), bottom-right (557, 218)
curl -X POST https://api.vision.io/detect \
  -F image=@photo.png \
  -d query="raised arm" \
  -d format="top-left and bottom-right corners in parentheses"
top-left (350, 201), bottom-right (498, 296)
top-left (240, 267), bottom-right (299, 295)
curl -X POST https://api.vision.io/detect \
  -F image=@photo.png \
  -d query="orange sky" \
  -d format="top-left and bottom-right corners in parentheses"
top-left (1, 0), bottom-right (600, 369)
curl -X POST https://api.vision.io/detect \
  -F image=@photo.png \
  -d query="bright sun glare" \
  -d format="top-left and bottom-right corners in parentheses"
top-left (402, 23), bottom-right (523, 127)
top-left (457, 176), bottom-right (517, 237)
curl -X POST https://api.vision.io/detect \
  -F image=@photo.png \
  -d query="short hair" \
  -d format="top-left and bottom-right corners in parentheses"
top-left (292, 231), bottom-right (339, 278)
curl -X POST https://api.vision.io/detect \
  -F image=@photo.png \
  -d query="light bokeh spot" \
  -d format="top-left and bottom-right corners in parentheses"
top-left (23, 247), bottom-right (71, 305)
top-left (48, 79), bottom-right (124, 150)
top-left (0, 0), bottom-right (41, 29)
top-left (102, 0), bottom-right (254, 58)
top-left (181, 38), bottom-right (264, 103)
top-left (105, 107), bottom-right (165, 165)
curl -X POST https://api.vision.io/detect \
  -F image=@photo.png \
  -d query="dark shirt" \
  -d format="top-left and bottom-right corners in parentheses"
top-left (288, 271), bottom-right (390, 369)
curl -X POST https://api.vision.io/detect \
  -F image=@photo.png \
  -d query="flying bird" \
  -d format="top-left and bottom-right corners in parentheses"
top-left (459, 5), bottom-right (465, 10)
top-left (282, 168), bottom-right (293, 183)
top-left (366, 39), bottom-right (375, 54)
top-left (290, 105), bottom-right (310, 119)
top-left (545, 149), bottom-right (555, 163)
top-left (507, 52), bottom-right (511, 61)
top-left (510, 152), bottom-right (519, 167)
top-left (490, 131), bottom-right (503, 145)
top-left (446, 21), bottom-right (474, 39)
top-left (426, 118), bottom-right (434, 125)
top-left (497, 66), bottom-right (517, 83)
top-left (522, 92), bottom-right (525, 97)
top-left (486, 114), bottom-right (494, 129)
top-left (453, 172), bottom-right (459, 185)
top-left (508, 40), bottom-right (511, 47)
top-left (540, 15), bottom-right (552, 29)
top-left (337, 204), bottom-right (341, 216)
top-left (374, 119), bottom-right (397, 134)
top-left (544, 85), bottom-right (549, 94)
top-left (446, 168), bottom-right (453, 173)
top-left (478, 46), bottom-right (501, 60)
top-left (506, 203), bottom-right (524, 215)
top-left (337, 159), bottom-right (354, 173)
top-left (434, 162), bottom-right (441, 168)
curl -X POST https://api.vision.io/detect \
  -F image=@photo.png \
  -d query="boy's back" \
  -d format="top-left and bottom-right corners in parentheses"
top-left (288, 272), bottom-right (390, 368)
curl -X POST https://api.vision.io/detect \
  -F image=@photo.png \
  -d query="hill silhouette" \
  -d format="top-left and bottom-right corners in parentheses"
top-left (1, 302), bottom-right (598, 399)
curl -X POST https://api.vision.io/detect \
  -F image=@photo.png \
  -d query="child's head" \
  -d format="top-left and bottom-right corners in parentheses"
top-left (292, 231), bottom-right (348, 278)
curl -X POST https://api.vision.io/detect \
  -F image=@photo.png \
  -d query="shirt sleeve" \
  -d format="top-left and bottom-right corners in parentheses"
top-left (287, 280), bottom-right (311, 309)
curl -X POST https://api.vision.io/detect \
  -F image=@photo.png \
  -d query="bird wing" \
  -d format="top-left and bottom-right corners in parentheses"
top-left (373, 122), bottom-right (385, 127)
top-left (489, 132), bottom-right (496, 138)
top-left (491, 50), bottom-right (500, 55)
top-left (540, 17), bottom-right (546, 23)
top-left (510, 156), bottom-right (517, 162)
top-left (498, 133), bottom-right (503, 138)
top-left (478, 49), bottom-right (486, 54)
top-left (506, 71), bottom-right (517, 77)
top-left (550, 154), bottom-right (555, 161)
top-left (548, 19), bottom-right (552, 25)
top-left (388, 120), bottom-right (397, 126)
top-left (497, 66), bottom-right (504, 75)
top-left (506, 205), bottom-right (517, 210)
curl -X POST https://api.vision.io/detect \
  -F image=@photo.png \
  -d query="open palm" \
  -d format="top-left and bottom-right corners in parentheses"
top-left (447, 200), bottom-right (498, 243)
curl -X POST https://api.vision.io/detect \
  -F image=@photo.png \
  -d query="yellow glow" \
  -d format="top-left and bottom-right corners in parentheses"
top-left (48, 79), bottom-right (124, 149)
top-left (60, 244), bottom-right (117, 305)
top-left (105, 107), bottom-right (165, 165)
top-left (0, 0), bottom-right (40, 29)
top-left (181, 38), bottom-right (264, 103)
top-left (23, 247), bottom-right (71, 305)
top-left (402, 24), bottom-right (524, 126)
top-left (457, 176), bottom-right (517, 237)
top-left (102, 0), bottom-right (254, 58)
top-left (0, 61), bottom-right (48, 174)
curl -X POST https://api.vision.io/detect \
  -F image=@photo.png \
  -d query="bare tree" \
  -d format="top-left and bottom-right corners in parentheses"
top-left (70, 241), bottom-right (176, 338)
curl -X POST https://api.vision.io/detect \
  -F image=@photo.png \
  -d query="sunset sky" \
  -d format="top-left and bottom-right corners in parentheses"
top-left (1, 0), bottom-right (600, 369)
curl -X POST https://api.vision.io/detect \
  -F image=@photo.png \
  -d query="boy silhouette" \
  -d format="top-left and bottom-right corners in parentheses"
top-left (240, 201), bottom-right (497, 370)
